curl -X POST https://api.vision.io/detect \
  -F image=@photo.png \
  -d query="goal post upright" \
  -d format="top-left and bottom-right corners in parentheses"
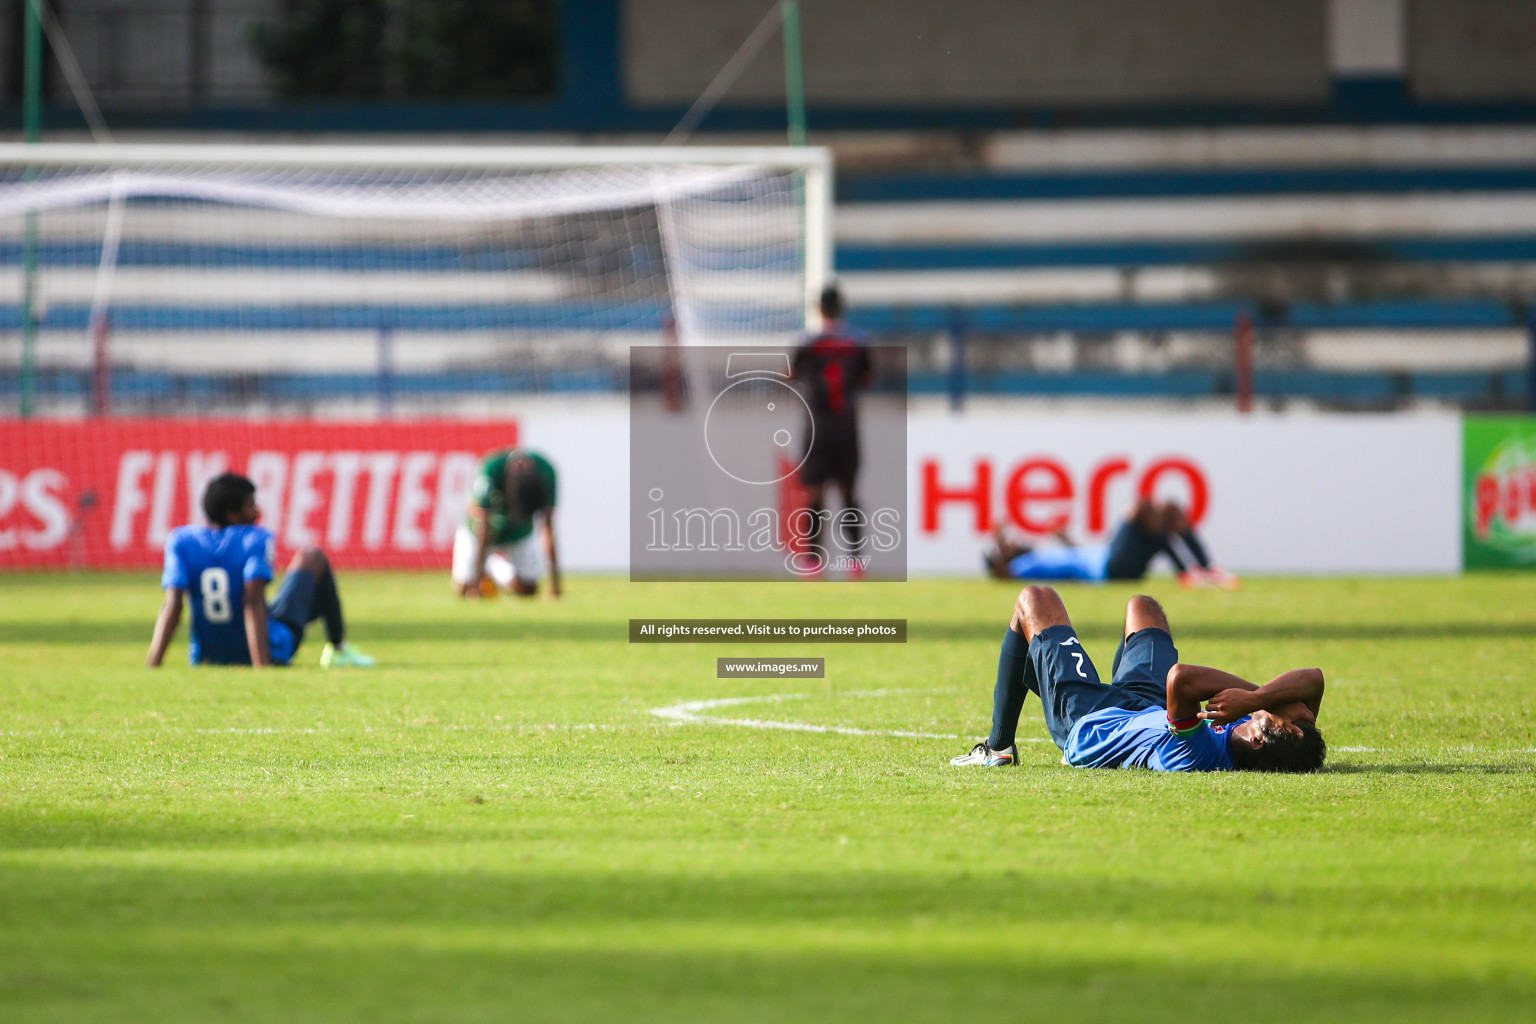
top-left (800, 152), bottom-right (834, 328)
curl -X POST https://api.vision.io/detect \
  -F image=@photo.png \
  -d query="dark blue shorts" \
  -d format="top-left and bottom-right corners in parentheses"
top-left (1110, 627), bottom-right (1181, 708)
top-left (267, 568), bottom-right (316, 643)
top-left (1027, 624), bottom-right (1179, 749)
top-left (1103, 521), bottom-right (1165, 580)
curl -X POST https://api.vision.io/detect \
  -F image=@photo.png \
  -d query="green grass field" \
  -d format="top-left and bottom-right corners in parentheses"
top-left (2, 572), bottom-right (1534, 1023)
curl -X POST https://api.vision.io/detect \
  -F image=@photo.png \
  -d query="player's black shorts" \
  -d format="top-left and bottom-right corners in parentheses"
top-left (799, 421), bottom-right (860, 487)
top-left (1027, 624), bottom-right (1179, 749)
top-left (267, 568), bottom-right (317, 640)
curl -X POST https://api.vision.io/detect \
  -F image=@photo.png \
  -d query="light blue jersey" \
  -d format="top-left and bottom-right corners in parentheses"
top-left (1065, 705), bottom-right (1251, 771)
top-left (161, 524), bottom-right (294, 665)
top-left (1007, 545), bottom-right (1109, 582)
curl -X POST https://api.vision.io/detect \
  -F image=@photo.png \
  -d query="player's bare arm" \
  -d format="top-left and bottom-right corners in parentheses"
top-left (1168, 662), bottom-right (1324, 727)
top-left (146, 588), bottom-right (185, 667)
top-left (244, 579), bottom-right (272, 668)
top-left (542, 510), bottom-right (561, 598)
top-left (460, 503), bottom-right (493, 597)
top-left (1201, 668), bottom-right (1324, 727)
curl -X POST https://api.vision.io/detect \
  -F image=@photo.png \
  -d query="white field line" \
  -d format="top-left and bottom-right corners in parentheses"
top-left (649, 690), bottom-right (1050, 742)
top-left (7, 712), bottom-right (1530, 755)
top-left (651, 695), bottom-right (1536, 755)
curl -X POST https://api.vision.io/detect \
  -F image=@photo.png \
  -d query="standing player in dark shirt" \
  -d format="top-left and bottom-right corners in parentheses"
top-left (791, 285), bottom-right (873, 575)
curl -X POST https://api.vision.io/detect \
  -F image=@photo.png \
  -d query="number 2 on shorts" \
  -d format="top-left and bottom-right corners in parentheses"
top-left (1071, 651), bottom-right (1086, 678)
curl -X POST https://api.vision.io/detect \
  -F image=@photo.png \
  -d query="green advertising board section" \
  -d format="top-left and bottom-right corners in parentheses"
top-left (1464, 416), bottom-right (1536, 569)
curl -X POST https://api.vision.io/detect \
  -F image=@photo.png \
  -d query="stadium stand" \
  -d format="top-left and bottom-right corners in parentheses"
top-left (834, 128), bottom-right (1536, 409)
top-left (2, 129), bottom-right (1534, 412)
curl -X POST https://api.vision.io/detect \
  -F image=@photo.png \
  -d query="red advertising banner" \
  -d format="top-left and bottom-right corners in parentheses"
top-left (0, 419), bottom-right (517, 570)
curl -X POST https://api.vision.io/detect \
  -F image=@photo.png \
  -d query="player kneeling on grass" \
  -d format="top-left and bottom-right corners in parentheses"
top-left (952, 586), bottom-right (1324, 772)
top-left (146, 472), bottom-right (374, 669)
top-left (453, 448), bottom-right (561, 599)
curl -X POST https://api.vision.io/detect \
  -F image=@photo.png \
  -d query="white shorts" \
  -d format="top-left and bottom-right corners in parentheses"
top-left (452, 525), bottom-right (543, 588)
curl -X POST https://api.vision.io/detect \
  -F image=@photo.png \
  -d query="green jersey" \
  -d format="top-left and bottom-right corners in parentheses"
top-left (466, 449), bottom-right (557, 544)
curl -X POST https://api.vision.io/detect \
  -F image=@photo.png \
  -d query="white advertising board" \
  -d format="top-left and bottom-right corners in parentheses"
top-left (907, 412), bottom-right (1462, 575)
top-left (520, 408), bottom-right (1463, 575)
top-left (518, 408), bottom-right (631, 572)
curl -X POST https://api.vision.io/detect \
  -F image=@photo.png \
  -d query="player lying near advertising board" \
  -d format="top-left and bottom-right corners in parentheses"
top-left (452, 448), bottom-right (561, 599)
top-left (952, 586), bottom-right (1325, 772)
top-left (984, 498), bottom-right (1237, 588)
top-left (146, 472), bottom-right (374, 668)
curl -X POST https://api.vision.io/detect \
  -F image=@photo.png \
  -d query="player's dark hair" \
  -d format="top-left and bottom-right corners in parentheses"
top-left (505, 455), bottom-right (550, 518)
top-left (819, 283), bottom-right (843, 321)
top-left (1231, 720), bottom-right (1327, 773)
top-left (202, 472), bottom-right (256, 526)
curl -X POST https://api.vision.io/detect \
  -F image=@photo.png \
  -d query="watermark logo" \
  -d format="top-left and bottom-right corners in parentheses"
top-left (630, 345), bottom-right (907, 581)
top-left (703, 353), bottom-right (812, 485)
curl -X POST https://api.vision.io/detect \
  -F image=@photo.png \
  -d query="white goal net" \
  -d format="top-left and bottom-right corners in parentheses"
top-left (0, 144), bottom-right (832, 416)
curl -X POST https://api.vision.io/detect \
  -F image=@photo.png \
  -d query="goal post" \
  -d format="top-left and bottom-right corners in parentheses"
top-left (0, 143), bottom-right (834, 417)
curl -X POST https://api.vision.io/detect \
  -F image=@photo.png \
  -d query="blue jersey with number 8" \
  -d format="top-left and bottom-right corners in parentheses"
top-left (162, 524), bottom-right (277, 665)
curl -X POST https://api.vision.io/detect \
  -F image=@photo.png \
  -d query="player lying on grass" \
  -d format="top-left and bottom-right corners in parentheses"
top-left (985, 498), bottom-right (1236, 588)
top-left (952, 585), bottom-right (1324, 772)
top-left (146, 472), bottom-right (374, 669)
top-left (453, 448), bottom-right (561, 599)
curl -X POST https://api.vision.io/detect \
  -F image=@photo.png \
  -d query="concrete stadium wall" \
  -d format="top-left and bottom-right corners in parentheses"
top-left (15, 1), bottom-right (1536, 130)
top-left (46, 0), bottom-right (279, 109)
top-left (624, 0), bottom-right (1330, 105)
top-left (1409, 0), bottom-right (1536, 101)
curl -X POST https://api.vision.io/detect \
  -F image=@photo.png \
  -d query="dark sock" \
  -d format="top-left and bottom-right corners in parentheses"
top-left (1111, 635), bottom-right (1127, 679)
top-left (309, 568), bottom-right (345, 646)
top-left (987, 628), bottom-right (1033, 750)
top-left (1178, 529), bottom-right (1212, 569)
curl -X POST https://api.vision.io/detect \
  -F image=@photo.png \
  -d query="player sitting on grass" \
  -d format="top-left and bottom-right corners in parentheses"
top-left (952, 585), bottom-right (1324, 772)
top-left (146, 472), bottom-right (374, 668)
top-left (984, 498), bottom-right (1236, 588)
top-left (453, 448), bottom-right (561, 599)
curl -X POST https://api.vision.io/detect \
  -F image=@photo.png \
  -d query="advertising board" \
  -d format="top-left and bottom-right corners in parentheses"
top-left (0, 420), bottom-right (518, 570)
top-left (905, 413), bottom-right (1461, 575)
top-left (1, 411), bottom-right (1465, 576)
top-left (1463, 416), bottom-right (1536, 569)
top-left (531, 409), bottom-right (1462, 576)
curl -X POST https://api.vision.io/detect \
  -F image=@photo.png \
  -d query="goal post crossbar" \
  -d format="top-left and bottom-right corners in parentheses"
top-left (0, 143), bottom-right (831, 172)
